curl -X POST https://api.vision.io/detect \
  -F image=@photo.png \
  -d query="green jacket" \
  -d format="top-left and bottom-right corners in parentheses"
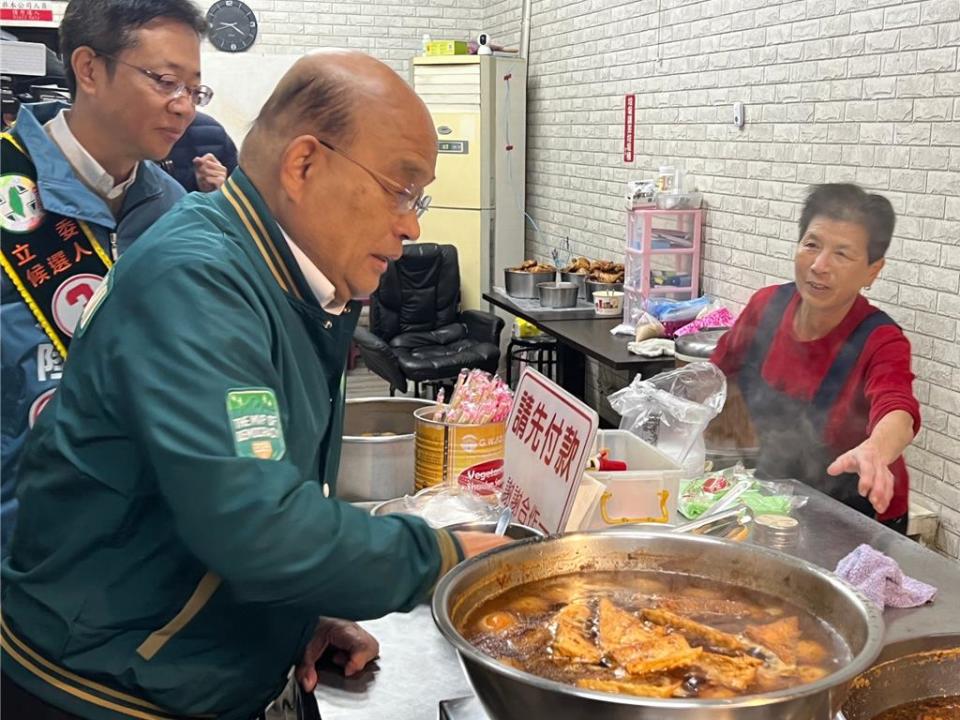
top-left (1, 170), bottom-right (462, 720)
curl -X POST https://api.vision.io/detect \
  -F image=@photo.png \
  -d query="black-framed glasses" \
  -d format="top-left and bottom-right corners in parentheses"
top-left (317, 139), bottom-right (431, 218)
top-left (95, 52), bottom-right (214, 107)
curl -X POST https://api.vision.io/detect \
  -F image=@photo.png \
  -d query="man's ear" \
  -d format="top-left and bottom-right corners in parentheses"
top-left (278, 135), bottom-right (324, 204)
top-left (71, 47), bottom-right (101, 97)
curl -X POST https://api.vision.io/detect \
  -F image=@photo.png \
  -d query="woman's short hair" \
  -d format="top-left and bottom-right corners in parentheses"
top-left (799, 183), bottom-right (896, 263)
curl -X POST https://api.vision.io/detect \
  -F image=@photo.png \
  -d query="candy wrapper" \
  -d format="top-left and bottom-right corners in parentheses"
top-left (434, 369), bottom-right (513, 425)
top-left (678, 464), bottom-right (808, 519)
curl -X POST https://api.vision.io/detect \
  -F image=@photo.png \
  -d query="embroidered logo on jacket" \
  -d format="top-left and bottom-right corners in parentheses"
top-left (226, 388), bottom-right (286, 460)
top-left (0, 174), bottom-right (44, 232)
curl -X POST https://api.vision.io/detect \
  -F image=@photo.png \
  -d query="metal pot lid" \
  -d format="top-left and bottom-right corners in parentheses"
top-left (674, 328), bottom-right (729, 358)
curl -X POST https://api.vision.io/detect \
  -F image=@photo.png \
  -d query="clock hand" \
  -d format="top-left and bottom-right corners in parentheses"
top-left (220, 21), bottom-right (250, 37)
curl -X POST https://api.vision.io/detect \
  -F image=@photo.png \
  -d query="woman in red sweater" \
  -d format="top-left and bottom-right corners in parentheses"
top-left (711, 184), bottom-right (920, 531)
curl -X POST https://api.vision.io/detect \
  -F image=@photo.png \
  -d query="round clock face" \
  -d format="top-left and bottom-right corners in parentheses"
top-left (207, 0), bottom-right (258, 53)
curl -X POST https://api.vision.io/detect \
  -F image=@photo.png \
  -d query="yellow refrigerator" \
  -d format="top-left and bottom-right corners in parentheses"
top-left (412, 55), bottom-right (527, 311)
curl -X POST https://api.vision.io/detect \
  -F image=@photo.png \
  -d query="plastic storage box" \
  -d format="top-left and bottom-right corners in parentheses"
top-left (623, 209), bottom-right (703, 326)
top-left (580, 429), bottom-right (684, 529)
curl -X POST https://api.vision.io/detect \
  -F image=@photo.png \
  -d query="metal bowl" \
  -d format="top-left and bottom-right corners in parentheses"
top-left (335, 398), bottom-right (433, 501)
top-left (559, 271), bottom-right (588, 300)
top-left (584, 279), bottom-right (624, 302)
top-left (433, 530), bottom-right (884, 720)
top-left (839, 633), bottom-right (960, 720)
top-left (444, 521), bottom-right (546, 540)
top-left (537, 281), bottom-right (579, 308)
top-left (505, 269), bottom-right (555, 298)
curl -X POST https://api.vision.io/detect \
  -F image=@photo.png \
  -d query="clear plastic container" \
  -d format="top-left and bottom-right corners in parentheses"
top-left (583, 430), bottom-right (685, 527)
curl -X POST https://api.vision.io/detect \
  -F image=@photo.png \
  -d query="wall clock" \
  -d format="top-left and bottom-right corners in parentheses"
top-left (207, 0), bottom-right (258, 53)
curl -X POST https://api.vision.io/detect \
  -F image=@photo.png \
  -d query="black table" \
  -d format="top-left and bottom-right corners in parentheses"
top-left (483, 289), bottom-right (672, 398)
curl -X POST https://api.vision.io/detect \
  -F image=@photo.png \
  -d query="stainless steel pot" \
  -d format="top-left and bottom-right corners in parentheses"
top-left (559, 271), bottom-right (587, 300)
top-left (839, 633), bottom-right (960, 720)
top-left (537, 281), bottom-right (579, 308)
top-left (433, 531), bottom-right (884, 720)
top-left (584, 279), bottom-right (624, 302)
top-left (335, 398), bottom-right (432, 501)
top-left (505, 269), bottom-right (555, 298)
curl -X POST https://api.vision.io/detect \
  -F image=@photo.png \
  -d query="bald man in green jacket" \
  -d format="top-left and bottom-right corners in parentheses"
top-left (1, 51), bottom-right (504, 720)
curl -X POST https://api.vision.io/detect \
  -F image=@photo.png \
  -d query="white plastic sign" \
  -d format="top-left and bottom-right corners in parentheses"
top-left (501, 368), bottom-right (599, 534)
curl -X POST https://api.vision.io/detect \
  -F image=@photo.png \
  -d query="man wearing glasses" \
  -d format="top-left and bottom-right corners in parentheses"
top-left (2, 50), bottom-right (505, 720)
top-left (0, 0), bottom-right (211, 559)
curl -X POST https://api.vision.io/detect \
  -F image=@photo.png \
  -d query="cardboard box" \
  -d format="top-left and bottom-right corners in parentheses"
top-left (426, 40), bottom-right (469, 56)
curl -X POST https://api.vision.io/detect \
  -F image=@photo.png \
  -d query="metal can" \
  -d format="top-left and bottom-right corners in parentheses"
top-left (414, 406), bottom-right (505, 495)
top-left (753, 513), bottom-right (800, 549)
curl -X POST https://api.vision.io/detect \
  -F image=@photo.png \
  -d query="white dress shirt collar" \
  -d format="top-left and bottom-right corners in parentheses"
top-left (43, 109), bottom-right (138, 202)
top-left (280, 228), bottom-right (346, 315)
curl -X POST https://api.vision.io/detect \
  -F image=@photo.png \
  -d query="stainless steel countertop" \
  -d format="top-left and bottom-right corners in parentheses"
top-left (316, 483), bottom-right (960, 719)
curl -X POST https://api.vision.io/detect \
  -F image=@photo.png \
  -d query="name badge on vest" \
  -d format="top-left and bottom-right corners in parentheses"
top-left (1, 132), bottom-right (113, 358)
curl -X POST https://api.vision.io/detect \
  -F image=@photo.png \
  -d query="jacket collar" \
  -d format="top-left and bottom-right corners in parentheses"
top-left (13, 102), bottom-right (166, 229)
top-left (219, 169), bottom-right (312, 304)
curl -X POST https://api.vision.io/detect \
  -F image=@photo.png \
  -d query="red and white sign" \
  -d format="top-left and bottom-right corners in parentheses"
top-left (0, 2), bottom-right (54, 22)
top-left (28, 387), bottom-right (56, 428)
top-left (623, 94), bottom-right (635, 163)
top-left (52, 274), bottom-right (102, 337)
top-left (501, 368), bottom-right (599, 534)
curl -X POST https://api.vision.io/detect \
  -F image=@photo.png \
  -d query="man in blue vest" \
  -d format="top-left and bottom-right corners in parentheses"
top-left (0, 0), bottom-right (210, 554)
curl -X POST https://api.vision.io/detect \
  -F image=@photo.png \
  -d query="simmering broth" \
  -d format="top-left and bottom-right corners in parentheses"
top-left (460, 570), bottom-right (849, 700)
top-left (871, 696), bottom-right (960, 720)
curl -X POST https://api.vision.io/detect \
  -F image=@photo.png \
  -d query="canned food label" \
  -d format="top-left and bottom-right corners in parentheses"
top-left (458, 459), bottom-right (504, 496)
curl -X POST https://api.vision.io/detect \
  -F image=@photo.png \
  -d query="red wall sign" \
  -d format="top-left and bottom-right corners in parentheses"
top-left (623, 94), bottom-right (635, 163)
top-left (1, 8), bottom-right (54, 21)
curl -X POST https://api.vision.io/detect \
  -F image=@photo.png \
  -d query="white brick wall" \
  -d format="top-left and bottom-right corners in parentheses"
top-left (199, 0), bottom-right (483, 141)
top-left (215, 0), bottom-right (483, 70)
top-left (511, 0), bottom-right (960, 559)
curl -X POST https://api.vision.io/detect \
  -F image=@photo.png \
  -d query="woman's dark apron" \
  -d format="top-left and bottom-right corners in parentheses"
top-left (737, 283), bottom-right (895, 518)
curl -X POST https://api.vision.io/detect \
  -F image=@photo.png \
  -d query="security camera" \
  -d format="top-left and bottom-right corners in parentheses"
top-left (477, 32), bottom-right (492, 55)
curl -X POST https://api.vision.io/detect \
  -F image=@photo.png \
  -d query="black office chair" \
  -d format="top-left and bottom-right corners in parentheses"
top-left (353, 243), bottom-right (505, 398)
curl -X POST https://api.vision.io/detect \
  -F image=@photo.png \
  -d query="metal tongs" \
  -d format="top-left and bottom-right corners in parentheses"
top-left (670, 505), bottom-right (754, 539)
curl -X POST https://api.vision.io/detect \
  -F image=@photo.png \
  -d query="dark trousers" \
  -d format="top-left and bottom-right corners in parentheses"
top-left (2, 672), bottom-right (86, 720)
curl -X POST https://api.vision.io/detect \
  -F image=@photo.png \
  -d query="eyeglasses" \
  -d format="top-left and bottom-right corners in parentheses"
top-left (317, 140), bottom-right (431, 218)
top-left (95, 53), bottom-right (214, 108)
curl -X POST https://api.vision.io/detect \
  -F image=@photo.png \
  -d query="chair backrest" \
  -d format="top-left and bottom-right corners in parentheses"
top-left (370, 243), bottom-right (461, 342)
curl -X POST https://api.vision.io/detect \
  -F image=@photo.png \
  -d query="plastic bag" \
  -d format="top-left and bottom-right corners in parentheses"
top-left (388, 485), bottom-right (501, 528)
top-left (643, 296), bottom-right (715, 336)
top-left (673, 308), bottom-right (737, 337)
top-left (678, 465), bottom-right (809, 519)
top-left (608, 362), bottom-right (726, 477)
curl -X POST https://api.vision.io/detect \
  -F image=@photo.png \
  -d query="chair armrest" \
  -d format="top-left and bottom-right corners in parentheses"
top-left (460, 310), bottom-right (505, 346)
top-left (353, 327), bottom-right (407, 394)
